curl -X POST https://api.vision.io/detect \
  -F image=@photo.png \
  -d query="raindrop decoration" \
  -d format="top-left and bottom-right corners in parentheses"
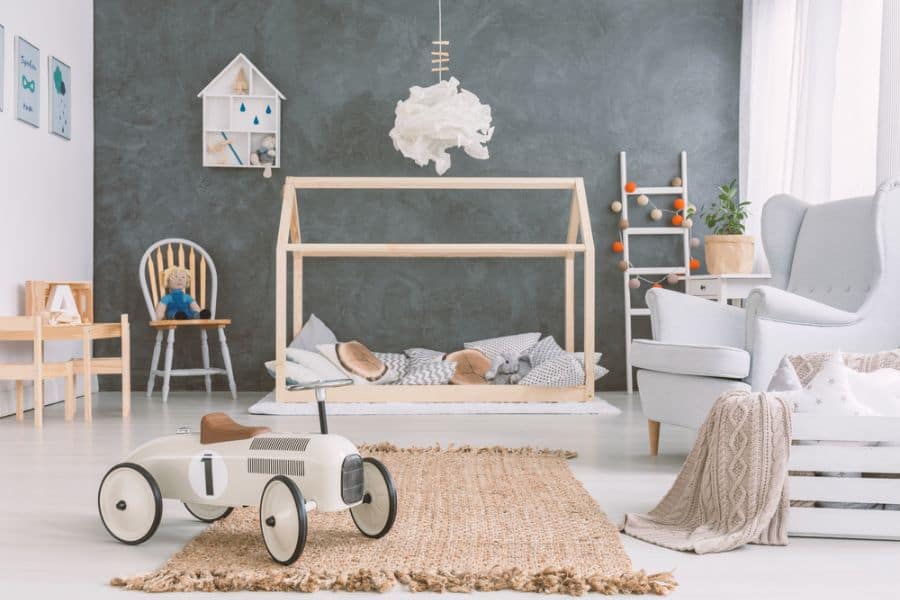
top-left (265, 105), bottom-right (272, 114)
top-left (253, 115), bottom-right (259, 125)
top-left (239, 102), bottom-right (246, 112)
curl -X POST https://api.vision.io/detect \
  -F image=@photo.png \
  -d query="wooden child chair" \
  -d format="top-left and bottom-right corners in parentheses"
top-left (139, 239), bottom-right (237, 402)
top-left (0, 316), bottom-right (75, 428)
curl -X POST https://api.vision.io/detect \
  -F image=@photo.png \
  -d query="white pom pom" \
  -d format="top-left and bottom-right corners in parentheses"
top-left (649, 208), bottom-right (663, 221)
top-left (628, 278), bottom-right (641, 289)
top-left (636, 194), bottom-right (649, 206)
top-left (690, 237), bottom-right (701, 248)
top-left (682, 218), bottom-right (693, 228)
top-left (666, 273), bottom-right (679, 285)
top-left (671, 176), bottom-right (683, 187)
top-left (610, 201), bottom-right (623, 213)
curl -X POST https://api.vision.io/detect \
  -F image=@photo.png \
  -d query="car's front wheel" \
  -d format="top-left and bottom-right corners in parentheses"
top-left (98, 463), bottom-right (163, 545)
top-left (350, 457), bottom-right (397, 538)
top-left (259, 475), bottom-right (308, 564)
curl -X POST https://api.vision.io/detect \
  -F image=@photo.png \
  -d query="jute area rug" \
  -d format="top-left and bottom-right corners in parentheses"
top-left (112, 445), bottom-right (675, 595)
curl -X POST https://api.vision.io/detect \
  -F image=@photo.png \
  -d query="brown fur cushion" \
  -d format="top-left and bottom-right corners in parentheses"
top-left (336, 341), bottom-right (388, 381)
top-left (446, 349), bottom-right (492, 385)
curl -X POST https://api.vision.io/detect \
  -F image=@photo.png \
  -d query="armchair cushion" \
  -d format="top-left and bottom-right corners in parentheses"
top-left (631, 339), bottom-right (750, 379)
top-left (646, 288), bottom-right (746, 348)
top-left (745, 286), bottom-right (860, 327)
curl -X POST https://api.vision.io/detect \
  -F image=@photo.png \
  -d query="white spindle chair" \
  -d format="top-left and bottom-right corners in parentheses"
top-left (139, 239), bottom-right (236, 402)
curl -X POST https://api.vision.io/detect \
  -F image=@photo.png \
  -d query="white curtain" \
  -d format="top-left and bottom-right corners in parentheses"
top-left (739, 0), bottom-right (885, 270)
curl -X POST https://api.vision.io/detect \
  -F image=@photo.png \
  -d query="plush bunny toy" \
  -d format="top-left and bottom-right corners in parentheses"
top-left (156, 266), bottom-right (211, 320)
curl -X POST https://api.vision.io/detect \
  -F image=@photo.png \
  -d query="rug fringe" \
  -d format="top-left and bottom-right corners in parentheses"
top-left (111, 567), bottom-right (676, 595)
top-left (358, 442), bottom-right (577, 458)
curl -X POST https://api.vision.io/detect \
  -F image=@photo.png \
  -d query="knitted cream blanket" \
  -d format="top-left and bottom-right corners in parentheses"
top-left (624, 391), bottom-right (792, 554)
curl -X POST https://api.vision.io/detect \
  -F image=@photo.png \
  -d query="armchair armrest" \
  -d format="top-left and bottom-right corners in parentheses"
top-left (646, 288), bottom-right (746, 348)
top-left (744, 286), bottom-right (860, 327)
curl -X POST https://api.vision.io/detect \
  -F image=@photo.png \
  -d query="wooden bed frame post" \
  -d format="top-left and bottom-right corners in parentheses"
top-left (275, 183), bottom-right (294, 403)
top-left (576, 178), bottom-right (595, 399)
top-left (275, 177), bottom-right (597, 404)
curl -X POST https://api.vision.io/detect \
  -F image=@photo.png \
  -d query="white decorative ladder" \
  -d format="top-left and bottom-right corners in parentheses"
top-left (620, 151), bottom-right (691, 393)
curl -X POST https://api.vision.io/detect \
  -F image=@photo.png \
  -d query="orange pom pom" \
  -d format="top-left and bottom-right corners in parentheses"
top-left (612, 241), bottom-right (624, 253)
top-left (671, 214), bottom-right (684, 226)
top-left (624, 181), bottom-right (637, 193)
top-left (673, 198), bottom-right (686, 210)
top-left (690, 257), bottom-right (701, 270)
top-left (652, 283), bottom-right (663, 288)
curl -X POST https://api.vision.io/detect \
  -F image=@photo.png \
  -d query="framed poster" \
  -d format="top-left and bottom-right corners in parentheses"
top-left (0, 25), bottom-right (5, 112)
top-left (48, 56), bottom-right (70, 139)
top-left (15, 36), bottom-right (40, 127)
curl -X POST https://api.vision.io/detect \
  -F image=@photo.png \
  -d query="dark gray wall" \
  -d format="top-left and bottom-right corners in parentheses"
top-left (94, 0), bottom-right (741, 391)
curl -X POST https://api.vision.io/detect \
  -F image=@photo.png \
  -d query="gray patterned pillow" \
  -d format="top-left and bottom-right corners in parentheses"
top-left (398, 360), bottom-right (457, 385)
top-left (374, 352), bottom-right (409, 380)
top-left (404, 347), bottom-right (446, 368)
top-left (465, 332), bottom-right (540, 374)
top-left (526, 336), bottom-right (607, 381)
top-left (519, 355), bottom-right (585, 387)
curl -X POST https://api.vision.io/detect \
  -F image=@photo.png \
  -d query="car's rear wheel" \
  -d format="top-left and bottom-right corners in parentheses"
top-left (98, 463), bottom-right (162, 545)
top-left (184, 503), bottom-right (233, 523)
top-left (350, 457), bottom-right (397, 538)
top-left (259, 475), bottom-right (307, 564)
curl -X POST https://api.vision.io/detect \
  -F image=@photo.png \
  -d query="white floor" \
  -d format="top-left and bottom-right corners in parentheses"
top-left (0, 392), bottom-right (896, 600)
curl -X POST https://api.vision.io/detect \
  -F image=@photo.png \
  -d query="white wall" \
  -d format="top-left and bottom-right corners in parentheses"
top-left (0, 0), bottom-right (94, 417)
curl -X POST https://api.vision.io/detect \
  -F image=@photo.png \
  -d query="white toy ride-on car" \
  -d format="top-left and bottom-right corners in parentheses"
top-left (98, 378), bottom-right (397, 564)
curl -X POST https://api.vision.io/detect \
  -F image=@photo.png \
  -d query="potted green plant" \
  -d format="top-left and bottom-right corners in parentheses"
top-left (700, 180), bottom-right (753, 274)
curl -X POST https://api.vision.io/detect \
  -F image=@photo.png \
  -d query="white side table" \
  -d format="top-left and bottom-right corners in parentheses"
top-left (684, 273), bottom-right (771, 305)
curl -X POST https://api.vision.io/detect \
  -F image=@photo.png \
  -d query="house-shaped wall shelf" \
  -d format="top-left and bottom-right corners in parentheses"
top-left (197, 53), bottom-right (285, 170)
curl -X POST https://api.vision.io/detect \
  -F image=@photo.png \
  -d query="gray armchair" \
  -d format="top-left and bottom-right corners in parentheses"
top-left (632, 178), bottom-right (900, 454)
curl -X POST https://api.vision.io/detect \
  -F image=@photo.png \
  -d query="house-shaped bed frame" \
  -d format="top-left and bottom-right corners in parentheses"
top-left (274, 177), bottom-right (595, 403)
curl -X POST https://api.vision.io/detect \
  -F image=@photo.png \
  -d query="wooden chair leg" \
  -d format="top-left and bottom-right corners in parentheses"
top-left (121, 314), bottom-right (131, 418)
top-left (200, 329), bottom-right (212, 393)
top-left (83, 327), bottom-right (93, 423)
top-left (648, 420), bottom-right (660, 456)
top-left (147, 330), bottom-right (163, 398)
top-left (15, 381), bottom-right (24, 422)
top-left (217, 327), bottom-right (237, 400)
top-left (161, 328), bottom-right (175, 403)
top-left (64, 363), bottom-right (75, 421)
top-left (33, 377), bottom-right (43, 429)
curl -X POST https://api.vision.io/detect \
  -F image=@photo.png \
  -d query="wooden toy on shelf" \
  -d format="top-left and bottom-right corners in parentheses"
top-left (198, 54), bottom-right (284, 173)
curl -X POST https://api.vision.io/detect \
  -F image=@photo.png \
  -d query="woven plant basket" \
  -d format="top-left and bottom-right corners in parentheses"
top-left (704, 235), bottom-right (754, 274)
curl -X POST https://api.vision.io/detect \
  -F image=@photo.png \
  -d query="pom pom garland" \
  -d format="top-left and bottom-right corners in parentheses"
top-left (670, 176), bottom-right (683, 187)
top-left (618, 260), bottom-right (629, 272)
top-left (610, 200), bottom-right (623, 213)
top-left (628, 277), bottom-right (641, 289)
top-left (619, 218), bottom-right (630, 229)
top-left (673, 198), bottom-right (686, 210)
top-left (612, 241), bottom-right (624, 253)
top-left (671, 214), bottom-right (684, 226)
top-left (682, 217), bottom-right (693, 229)
top-left (666, 273), bottom-right (680, 285)
top-left (690, 236), bottom-right (701, 248)
top-left (636, 194), bottom-right (649, 206)
top-left (624, 181), bottom-right (637, 193)
top-left (649, 208), bottom-right (663, 221)
top-left (690, 257), bottom-right (701, 271)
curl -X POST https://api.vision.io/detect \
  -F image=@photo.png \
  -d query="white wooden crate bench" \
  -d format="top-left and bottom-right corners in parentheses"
top-left (789, 414), bottom-right (900, 540)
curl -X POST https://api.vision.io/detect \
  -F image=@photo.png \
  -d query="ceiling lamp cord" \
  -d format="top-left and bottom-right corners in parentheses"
top-left (432, 0), bottom-right (449, 81)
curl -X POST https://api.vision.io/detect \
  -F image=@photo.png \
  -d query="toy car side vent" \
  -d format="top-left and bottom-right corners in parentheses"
top-left (341, 454), bottom-right (365, 504)
top-left (247, 457), bottom-right (305, 477)
top-left (249, 437), bottom-right (311, 452)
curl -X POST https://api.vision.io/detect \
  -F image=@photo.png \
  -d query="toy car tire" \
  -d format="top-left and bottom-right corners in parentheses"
top-left (98, 462), bottom-right (163, 545)
top-left (184, 503), bottom-right (234, 523)
top-left (350, 457), bottom-right (397, 538)
top-left (259, 475), bottom-right (308, 565)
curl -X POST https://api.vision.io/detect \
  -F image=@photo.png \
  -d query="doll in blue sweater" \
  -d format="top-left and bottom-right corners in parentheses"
top-left (156, 266), bottom-right (212, 320)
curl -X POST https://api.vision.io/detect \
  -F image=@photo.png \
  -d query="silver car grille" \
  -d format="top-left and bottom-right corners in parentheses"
top-left (249, 437), bottom-right (311, 452)
top-left (247, 457), bottom-right (305, 477)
